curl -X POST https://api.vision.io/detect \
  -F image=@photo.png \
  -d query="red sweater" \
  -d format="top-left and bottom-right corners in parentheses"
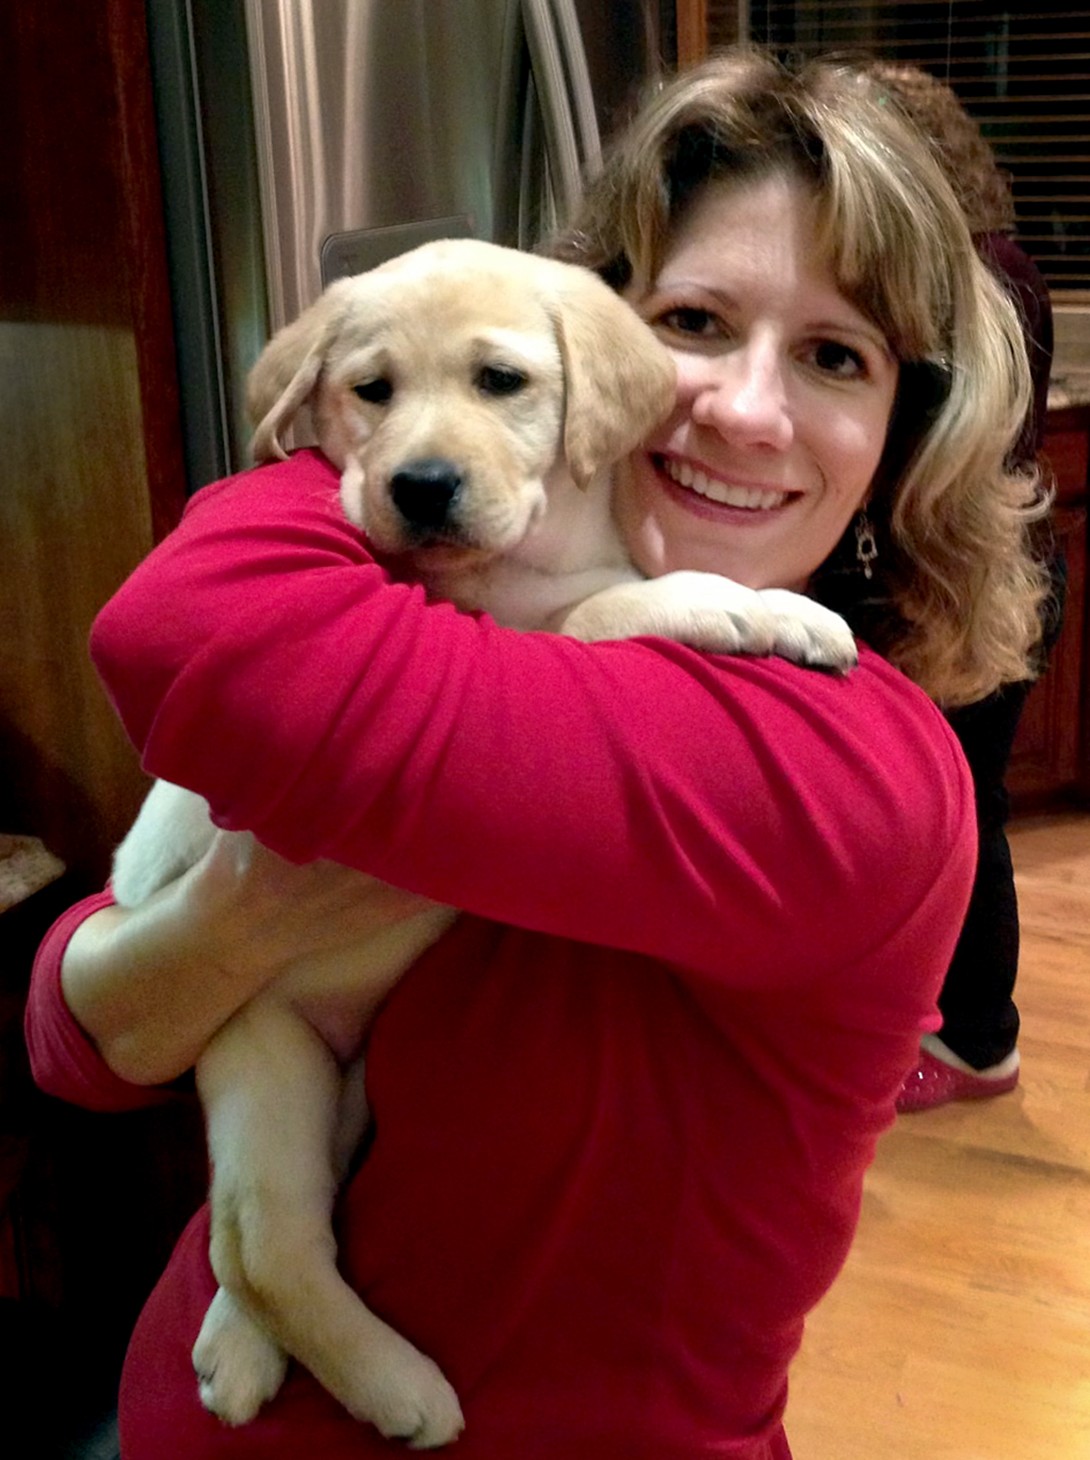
top-left (27, 450), bottom-right (975, 1459)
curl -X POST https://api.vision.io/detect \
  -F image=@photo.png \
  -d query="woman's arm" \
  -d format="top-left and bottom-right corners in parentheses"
top-left (25, 890), bottom-right (174, 1113)
top-left (30, 833), bottom-right (425, 1092)
top-left (90, 450), bottom-right (975, 988)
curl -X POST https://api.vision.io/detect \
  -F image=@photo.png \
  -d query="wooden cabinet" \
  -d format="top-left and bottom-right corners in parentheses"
top-left (1008, 405), bottom-right (1090, 809)
top-left (0, 0), bottom-right (188, 889)
top-left (0, 4), bottom-right (203, 1448)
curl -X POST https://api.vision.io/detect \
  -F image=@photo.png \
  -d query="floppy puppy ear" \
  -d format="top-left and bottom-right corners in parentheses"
top-left (547, 271), bottom-right (676, 488)
top-left (247, 279), bottom-right (355, 462)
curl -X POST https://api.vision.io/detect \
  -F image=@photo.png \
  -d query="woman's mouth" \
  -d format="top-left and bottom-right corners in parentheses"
top-left (657, 454), bottom-right (791, 512)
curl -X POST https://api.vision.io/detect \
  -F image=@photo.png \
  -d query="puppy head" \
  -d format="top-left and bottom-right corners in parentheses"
top-left (245, 240), bottom-right (676, 560)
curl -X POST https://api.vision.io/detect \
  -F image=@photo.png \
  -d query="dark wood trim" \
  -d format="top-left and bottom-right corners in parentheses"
top-left (675, 0), bottom-right (708, 66)
top-left (106, 0), bottom-right (188, 542)
top-left (0, 0), bottom-right (186, 882)
top-left (1010, 404), bottom-right (1090, 812)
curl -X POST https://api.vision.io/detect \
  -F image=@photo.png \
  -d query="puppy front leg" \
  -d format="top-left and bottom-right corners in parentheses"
top-left (559, 571), bottom-right (857, 671)
top-left (196, 995), bottom-right (464, 1448)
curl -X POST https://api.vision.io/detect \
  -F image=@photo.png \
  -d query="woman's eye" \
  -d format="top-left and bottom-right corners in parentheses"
top-left (353, 378), bottom-right (393, 404)
top-left (477, 364), bottom-right (527, 396)
top-left (657, 306), bottom-right (719, 338)
top-left (810, 341), bottom-right (867, 379)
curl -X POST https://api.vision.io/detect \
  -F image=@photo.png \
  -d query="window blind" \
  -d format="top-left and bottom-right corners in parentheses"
top-left (706, 3), bottom-right (1090, 295)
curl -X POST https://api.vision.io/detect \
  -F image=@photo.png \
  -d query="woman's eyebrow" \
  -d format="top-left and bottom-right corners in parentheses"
top-left (648, 279), bottom-right (736, 305)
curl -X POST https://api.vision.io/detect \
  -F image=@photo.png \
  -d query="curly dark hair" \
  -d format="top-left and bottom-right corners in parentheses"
top-left (863, 62), bottom-right (1016, 235)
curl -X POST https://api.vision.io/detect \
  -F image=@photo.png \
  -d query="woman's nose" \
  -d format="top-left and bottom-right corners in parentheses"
top-left (680, 342), bottom-right (794, 451)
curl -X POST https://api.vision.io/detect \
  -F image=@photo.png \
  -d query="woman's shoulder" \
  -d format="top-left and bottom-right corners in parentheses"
top-left (181, 448), bottom-right (343, 521)
top-left (595, 637), bottom-right (976, 987)
top-left (731, 640), bottom-right (974, 938)
top-left (793, 642), bottom-right (973, 831)
top-left (729, 645), bottom-right (974, 998)
top-left (682, 637), bottom-right (970, 797)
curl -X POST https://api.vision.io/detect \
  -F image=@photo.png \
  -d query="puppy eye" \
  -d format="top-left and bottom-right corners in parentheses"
top-left (476, 364), bottom-right (527, 396)
top-left (353, 378), bottom-right (393, 405)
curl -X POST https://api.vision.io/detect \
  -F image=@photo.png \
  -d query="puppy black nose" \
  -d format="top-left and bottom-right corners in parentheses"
top-left (390, 458), bottom-right (463, 531)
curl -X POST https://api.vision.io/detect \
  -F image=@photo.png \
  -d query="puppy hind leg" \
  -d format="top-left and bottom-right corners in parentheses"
top-left (192, 1286), bottom-right (289, 1426)
top-left (248, 1199), bottom-right (465, 1450)
top-left (192, 1003), bottom-right (308, 1425)
top-left (199, 999), bottom-right (464, 1447)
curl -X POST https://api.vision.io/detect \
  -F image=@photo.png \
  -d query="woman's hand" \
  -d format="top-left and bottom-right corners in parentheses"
top-left (62, 833), bottom-right (431, 1087)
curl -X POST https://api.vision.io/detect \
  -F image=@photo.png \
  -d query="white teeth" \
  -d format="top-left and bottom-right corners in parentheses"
top-left (664, 457), bottom-right (787, 511)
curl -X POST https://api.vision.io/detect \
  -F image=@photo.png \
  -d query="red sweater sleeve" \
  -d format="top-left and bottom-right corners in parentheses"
top-left (90, 449), bottom-right (975, 991)
top-left (25, 890), bottom-right (175, 1113)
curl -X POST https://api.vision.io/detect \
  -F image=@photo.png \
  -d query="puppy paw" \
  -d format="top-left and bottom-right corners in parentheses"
top-left (193, 1287), bottom-right (289, 1426)
top-left (757, 589), bottom-right (858, 671)
top-left (341, 1336), bottom-right (465, 1449)
top-left (561, 571), bottom-right (775, 654)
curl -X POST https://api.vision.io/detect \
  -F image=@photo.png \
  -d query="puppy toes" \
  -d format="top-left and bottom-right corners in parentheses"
top-left (193, 1287), bottom-right (289, 1426)
top-left (360, 1366), bottom-right (464, 1448)
top-left (758, 590), bottom-right (858, 672)
top-left (334, 1330), bottom-right (464, 1449)
top-left (399, 1369), bottom-right (466, 1450)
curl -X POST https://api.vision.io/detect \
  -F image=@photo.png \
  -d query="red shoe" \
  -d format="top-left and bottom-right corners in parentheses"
top-left (896, 1047), bottom-right (1019, 1114)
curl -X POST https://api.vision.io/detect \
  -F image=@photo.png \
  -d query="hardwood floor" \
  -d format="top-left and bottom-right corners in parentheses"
top-left (786, 811), bottom-right (1090, 1460)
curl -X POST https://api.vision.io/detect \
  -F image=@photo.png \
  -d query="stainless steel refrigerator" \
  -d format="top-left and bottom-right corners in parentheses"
top-left (146, 0), bottom-right (673, 493)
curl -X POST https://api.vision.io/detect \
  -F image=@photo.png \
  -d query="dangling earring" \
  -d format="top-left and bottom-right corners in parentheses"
top-left (855, 510), bottom-right (878, 581)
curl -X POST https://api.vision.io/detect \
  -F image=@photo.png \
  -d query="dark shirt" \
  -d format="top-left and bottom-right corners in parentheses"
top-left (975, 231), bottom-right (1054, 469)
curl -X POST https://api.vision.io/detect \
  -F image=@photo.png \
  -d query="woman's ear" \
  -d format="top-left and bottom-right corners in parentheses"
top-left (247, 279), bottom-right (354, 462)
top-left (547, 270), bottom-right (677, 487)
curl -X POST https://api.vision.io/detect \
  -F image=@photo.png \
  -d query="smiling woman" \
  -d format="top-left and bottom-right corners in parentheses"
top-left (553, 45), bottom-right (1048, 707)
top-left (616, 173), bottom-right (900, 590)
top-left (25, 44), bottom-right (1053, 1460)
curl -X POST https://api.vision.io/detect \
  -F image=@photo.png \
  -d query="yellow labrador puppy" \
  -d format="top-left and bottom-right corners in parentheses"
top-left (111, 239), bottom-right (855, 1448)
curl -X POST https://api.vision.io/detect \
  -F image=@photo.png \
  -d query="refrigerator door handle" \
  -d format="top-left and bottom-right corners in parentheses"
top-left (493, 0), bottom-right (531, 247)
top-left (549, 0), bottom-right (602, 177)
top-left (521, 0), bottom-right (597, 223)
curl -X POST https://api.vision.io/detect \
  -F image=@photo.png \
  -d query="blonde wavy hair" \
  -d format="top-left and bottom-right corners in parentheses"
top-left (548, 47), bottom-right (1048, 707)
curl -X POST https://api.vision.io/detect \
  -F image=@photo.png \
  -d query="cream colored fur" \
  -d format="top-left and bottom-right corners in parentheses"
top-left (111, 239), bottom-right (855, 1448)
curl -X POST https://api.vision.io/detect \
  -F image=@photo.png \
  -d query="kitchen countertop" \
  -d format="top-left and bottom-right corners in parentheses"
top-left (1048, 370), bottom-right (1090, 411)
top-left (0, 834), bottom-right (65, 914)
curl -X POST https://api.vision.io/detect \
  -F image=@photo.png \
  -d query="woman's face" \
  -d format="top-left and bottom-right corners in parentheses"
top-left (617, 173), bottom-right (900, 591)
